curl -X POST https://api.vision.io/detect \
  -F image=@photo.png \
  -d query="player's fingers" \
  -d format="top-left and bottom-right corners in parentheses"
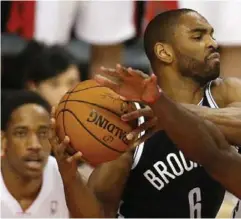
top-left (66, 151), bottom-right (83, 164)
top-left (118, 97), bottom-right (144, 104)
top-left (135, 130), bottom-right (156, 146)
top-left (127, 67), bottom-right (149, 79)
top-left (129, 128), bottom-right (157, 151)
top-left (116, 64), bottom-right (130, 77)
top-left (142, 74), bottom-right (158, 89)
top-left (99, 66), bottom-right (118, 77)
top-left (50, 117), bottom-right (56, 132)
top-left (150, 73), bottom-right (158, 83)
top-left (65, 144), bottom-right (78, 157)
top-left (49, 118), bottom-right (58, 147)
top-left (95, 74), bottom-right (121, 93)
top-left (126, 117), bottom-right (158, 141)
top-left (121, 107), bottom-right (154, 122)
top-left (51, 106), bottom-right (56, 118)
top-left (119, 95), bottom-right (127, 101)
top-left (143, 74), bottom-right (161, 93)
top-left (54, 136), bottom-right (69, 159)
top-left (142, 74), bottom-right (154, 87)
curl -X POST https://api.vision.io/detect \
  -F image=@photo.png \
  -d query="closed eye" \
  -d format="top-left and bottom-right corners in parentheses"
top-left (192, 35), bottom-right (203, 41)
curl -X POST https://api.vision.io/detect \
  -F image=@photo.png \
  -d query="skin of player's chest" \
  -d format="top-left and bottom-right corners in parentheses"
top-left (18, 198), bottom-right (35, 212)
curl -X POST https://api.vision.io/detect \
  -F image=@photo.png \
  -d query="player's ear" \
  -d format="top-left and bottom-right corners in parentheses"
top-left (154, 42), bottom-right (173, 64)
top-left (1, 131), bottom-right (7, 157)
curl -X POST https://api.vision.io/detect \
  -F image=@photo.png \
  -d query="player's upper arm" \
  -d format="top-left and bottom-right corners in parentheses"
top-left (88, 153), bottom-right (133, 217)
top-left (87, 162), bottom-right (117, 217)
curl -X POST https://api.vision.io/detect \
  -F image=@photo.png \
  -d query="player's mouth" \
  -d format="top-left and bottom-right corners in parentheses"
top-left (207, 52), bottom-right (220, 61)
top-left (24, 156), bottom-right (44, 170)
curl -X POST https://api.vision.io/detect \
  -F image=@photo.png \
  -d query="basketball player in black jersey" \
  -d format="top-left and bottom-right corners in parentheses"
top-left (87, 9), bottom-right (241, 218)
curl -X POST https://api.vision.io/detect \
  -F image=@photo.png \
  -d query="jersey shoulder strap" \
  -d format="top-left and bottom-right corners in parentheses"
top-left (204, 79), bottom-right (220, 109)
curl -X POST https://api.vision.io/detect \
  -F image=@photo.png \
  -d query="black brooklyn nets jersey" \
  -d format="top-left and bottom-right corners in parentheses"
top-left (117, 81), bottom-right (225, 218)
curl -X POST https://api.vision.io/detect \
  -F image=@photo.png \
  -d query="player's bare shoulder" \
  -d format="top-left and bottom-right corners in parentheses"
top-left (210, 77), bottom-right (241, 107)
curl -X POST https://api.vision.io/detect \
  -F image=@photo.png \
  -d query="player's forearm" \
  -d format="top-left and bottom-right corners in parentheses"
top-left (88, 152), bottom-right (133, 217)
top-left (183, 104), bottom-right (241, 145)
top-left (62, 172), bottom-right (105, 218)
top-left (152, 94), bottom-right (241, 198)
top-left (150, 93), bottom-right (218, 166)
top-left (208, 148), bottom-right (241, 199)
top-left (201, 121), bottom-right (241, 198)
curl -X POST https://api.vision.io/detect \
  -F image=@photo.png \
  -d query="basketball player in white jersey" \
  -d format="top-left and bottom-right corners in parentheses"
top-left (85, 9), bottom-right (241, 218)
top-left (1, 90), bottom-right (104, 218)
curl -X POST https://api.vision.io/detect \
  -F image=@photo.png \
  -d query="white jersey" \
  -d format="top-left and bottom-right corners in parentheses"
top-left (1, 156), bottom-right (69, 218)
top-left (233, 200), bottom-right (241, 218)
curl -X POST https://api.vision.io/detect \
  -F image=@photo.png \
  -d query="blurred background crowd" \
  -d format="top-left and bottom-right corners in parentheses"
top-left (2, 1), bottom-right (240, 102)
top-left (1, 1), bottom-right (241, 217)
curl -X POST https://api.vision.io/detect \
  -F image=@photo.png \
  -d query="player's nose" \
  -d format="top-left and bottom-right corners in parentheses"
top-left (27, 134), bottom-right (42, 151)
top-left (207, 36), bottom-right (218, 51)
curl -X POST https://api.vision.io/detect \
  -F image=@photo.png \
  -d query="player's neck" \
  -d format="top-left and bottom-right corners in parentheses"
top-left (1, 160), bottom-right (42, 201)
top-left (156, 69), bottom-right (204, 104)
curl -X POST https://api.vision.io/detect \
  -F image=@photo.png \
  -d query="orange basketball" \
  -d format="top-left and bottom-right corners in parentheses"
top-left (55, 80), bottom-right (138, 166)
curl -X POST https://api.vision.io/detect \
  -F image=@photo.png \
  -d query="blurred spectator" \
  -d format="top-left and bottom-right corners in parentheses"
top-left (4, 1), bottom-right (136, 78)
top-left (143, 1), bottom-right (178, 31)
top-left (2, 41), bottom-right (80, 106)
top-left (23, 42), bottom-right (80, 106)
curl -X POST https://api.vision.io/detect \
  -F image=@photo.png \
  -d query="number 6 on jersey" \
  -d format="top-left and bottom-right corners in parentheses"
top-left (188, 187), bottom-right (202, 218)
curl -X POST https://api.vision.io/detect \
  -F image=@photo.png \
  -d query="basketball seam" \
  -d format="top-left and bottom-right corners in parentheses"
top-left (60, 108), bottom-right (125, 153)
top-left (59, 99), bottom-right (123, 117)
top-left (62, 84), bottom-right (79, 137)
top-left (56, 110), bottom-right (62, 120)
top-left (66, 86), bottom-right (107, 94)
top-left (63, 97), bottom-right (68, 136)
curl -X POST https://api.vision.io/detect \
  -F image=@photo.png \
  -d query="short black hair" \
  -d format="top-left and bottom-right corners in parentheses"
top-left (143, 8), bottom-right (197, 62)
top-left (23, 42), bottom-right (77, 85)
top-left (1, 90), bottom-right (51, 131)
